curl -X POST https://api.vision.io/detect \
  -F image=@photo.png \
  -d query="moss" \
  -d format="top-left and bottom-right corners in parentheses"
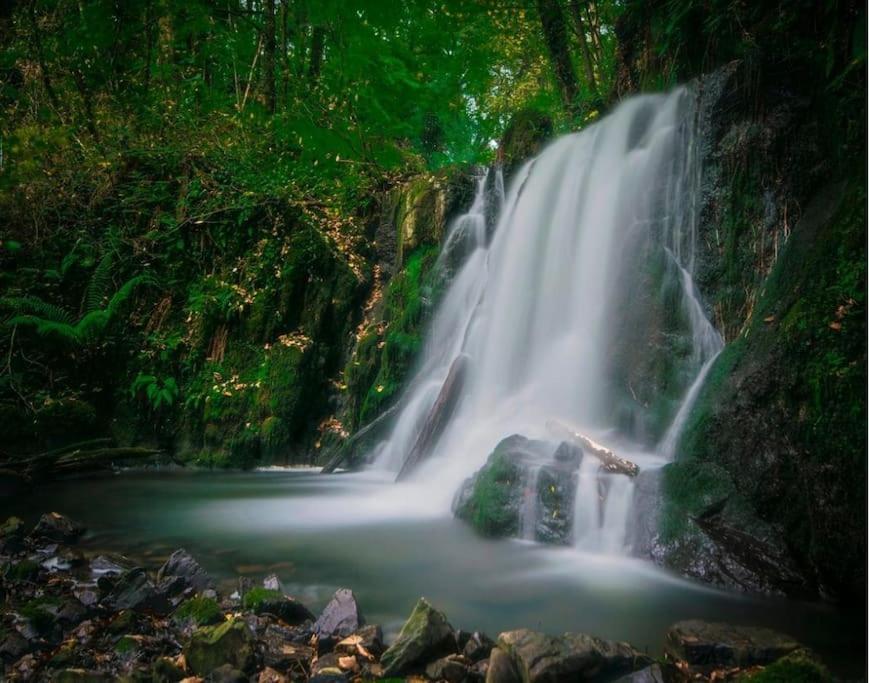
top-left (5, 558), bottom-right (39, 582)
top-left (114, 635), bottom-right (139, 654)
top-left (21, 596), bottom-right (61, 635)
top-left (173, 596), bottom-right (223, 626)
top-left (241, 587), bottom-right (283, 611)
top-left (184, 618), bottom-right (254, 675)
top-left (739, 650), bottom-right (831, 682)
top-left (455, 446), bottom-right (522, 537)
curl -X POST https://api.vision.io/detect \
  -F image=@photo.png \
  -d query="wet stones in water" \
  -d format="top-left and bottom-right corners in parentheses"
top-left (664, 620), bottom-right (802, 673)
top-left (102, 568), bottom-right (170, 614)
top-left (157, 548), bottom-right (215, 593)
top-left (497, 628), bottom-right (652, 683)
top-left (31, 512), bottom-right (86, 544)
top-left (380, 597), bottom-right (457, 676)
top-left (314, 588), bottom-right (364, 645)
top-left (425, 653), bottom-right (472, 683)
top-left (461, 630), bottom-right (495, 662)
top-left (453, 434), bottom-right (581, 544)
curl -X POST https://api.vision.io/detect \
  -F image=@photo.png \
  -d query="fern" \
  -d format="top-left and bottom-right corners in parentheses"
top-left (85, 253), bottom-right (114, 312)
top-left (1, 296), bottom-right (75, 325)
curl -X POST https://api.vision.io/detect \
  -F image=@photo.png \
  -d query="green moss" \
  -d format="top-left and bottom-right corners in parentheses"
top-left (184, 618), bottom-right (254, 675)
top-left (455, 446), bottom-right (522, 537)
top-left (21, 596), bottom-right (61, 635)
top-left (241, 587), bottom-right (283, 611)
top-left (5, 558), bottom-right (39, 582)
top-left (173, 596), bottom-right (223, 626)
top-left (739, 650), bottom-right (831, 682)
top-left (114, 635), bottom-right (139, 654)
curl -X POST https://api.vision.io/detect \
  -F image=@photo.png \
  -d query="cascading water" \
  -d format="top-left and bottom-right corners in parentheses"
top-left (372, 86), bottom-right (723, 553)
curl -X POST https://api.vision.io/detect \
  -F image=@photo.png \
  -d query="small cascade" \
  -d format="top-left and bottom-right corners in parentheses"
top-left (519, 466), bottom-right (541, 541)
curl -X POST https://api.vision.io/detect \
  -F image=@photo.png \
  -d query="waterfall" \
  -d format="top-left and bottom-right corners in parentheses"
top-left (372, 86), bottom-right (722, 552)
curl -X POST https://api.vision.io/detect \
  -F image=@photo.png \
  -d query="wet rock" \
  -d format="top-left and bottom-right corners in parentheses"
top-left (553, 442), bottom-right (582, 467)
top-left (51, 668), bottom-right (112, 682)
top-left (157, 549), bottom-right (214, 593)
top-left (314, 588), bottom-right (364, 641)
top-left (103, 568), bottom-right (170, 614)
top-left (0, 516), bottom-right (26, 553)
top-left (259, 666), bottom-right (288, 683)
top-left (486, 647), bottom-right (521, 683)
top-left (184, 618), bottom-right (255, 675)
top-left (258, 622), bottom-right (314, 670)
top-left (172, 595), bottom-right (223, 628)
top-left (41, 547), bottom-right (86, 572)
top-left (32, 512), bottom-right (85, 543)
top-left (463, 631), bottom-right (495, 663)
top-left (497, 628), bottom-right (652, 683)
top-left (243, 587), bottom-right (314, 626)
top-left (380, 597), bottom-right (456, 676)
top-left (210, 663), bottom-right (248, 682)
top-left (263, 574), bottom-right (285, 592)
top-left (426, 653), bottom-right (472, 683)
top-left (308, 673), bottom-right (347, 683)
top-left (73, 585), bottom-right (100, 608)
top-left (90, 554), bottom-right (134, 578)
top-left (0, 627), bottom-right (31, 662)
top-left (4, 558), bottom-right (40, 582)
top-left (612, 663), bottom-right (665, 682)
top-left (664, 620), bottom-right (801, 672)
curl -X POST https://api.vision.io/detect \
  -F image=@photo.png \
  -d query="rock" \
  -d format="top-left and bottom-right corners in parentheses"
top-left (103, 568), bottom-right (170, 614)
top-left (157, 549), bottom-right (214, 593)
top-left (210, 663), bottom-right (247, 683)
top-left (0, 516), bottom-right (26, 552)
top-left (184, 618), bottom-right (255, 676)
top-left (454, 435), bottom-right (580, 544)
top-left (553, 442), bottom-right (582, 467)
top-left (463, 631), bottom-right (495, 663)
top-left (497, 628), bottom-right (652, 683)
top-left (486, 647), bottom-right (521, 683)
top-left (426, 653), bottom-right (471, 683)
top-left (0, 628), bottom-right (31, 662)
top-left (611, 664), bottom-right (665, 682)
top-left (31, 512), bottom-right (85, 543)
top-left (90, 554), bottom-right (134, 577)
top-left (51, 669), bottom-right (112, 682)
top-left (258, 622), bottom-right (314, 670)
top-left (259, 666), bottom-right (288, 683)
top-left (380, 598), bottom-right (456, 676)
top-left (243, 587), bottom-right (314, 626)
top-left (664, 620), bottom-right (801, 672)
top-left (314, 588), bottom-right (364, 641)
top-left (152, 656), bottom-right (186, 682)
top-left (263, 573), bottom-right (284, 592)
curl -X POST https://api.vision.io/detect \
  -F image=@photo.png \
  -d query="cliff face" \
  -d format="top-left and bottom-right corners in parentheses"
top-left (631, 61), bottom-right (867, 600)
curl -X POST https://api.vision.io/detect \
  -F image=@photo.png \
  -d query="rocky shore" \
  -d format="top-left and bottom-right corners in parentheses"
top-left (0, 513), bottom-right (833, 682)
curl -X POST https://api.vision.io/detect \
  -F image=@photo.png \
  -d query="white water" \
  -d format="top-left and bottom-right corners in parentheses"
top-left (372, 87), bottom-right (723, 553)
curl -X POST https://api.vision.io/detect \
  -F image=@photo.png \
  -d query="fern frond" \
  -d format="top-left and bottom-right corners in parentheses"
top-left (85, 253), bottom-right (114, 312)
top-left (1, 296), bottom-right (75, 325)
top-left (7, 315), bottom-right (80, 344)
top-left (104, 275), bottom-right (153, 318)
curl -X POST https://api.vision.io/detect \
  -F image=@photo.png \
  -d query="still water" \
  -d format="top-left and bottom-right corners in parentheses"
top-left (1, 468), bottom-right (863, 675)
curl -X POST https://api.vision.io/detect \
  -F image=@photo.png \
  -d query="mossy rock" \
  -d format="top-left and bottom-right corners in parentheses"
top-left (739, 649), bottom-right (831, 682)
top-left (380, 598), bottom-right (456, 676)
top-left (242, 587), bottom-right (314, 625)
top-left (173, 596), bottom-right (222, 626)
top-left (498, 109), bottom-right (553, 174)
top-left (183, 618), bottom-right (254, 676)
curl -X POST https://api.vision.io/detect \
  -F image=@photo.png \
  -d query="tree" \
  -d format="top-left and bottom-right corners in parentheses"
top-left (262, 0), bottom-right (276, 112)
top-left (535, 0), bottom-right (580, 115)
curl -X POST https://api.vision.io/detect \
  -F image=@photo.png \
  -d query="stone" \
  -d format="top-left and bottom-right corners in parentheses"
top-left (497, 628), bottom-right (652, 683)
top-left (258, 666), bottom-right (288, 683)
top-left (463, 631), bottom-right (495, 663)
top-left (103, 568), bottom-right (170, 614)
top-left (334, 624), bottom-right (384, 659)
top-left (0, 628), bottom-right (31, 662)
top-left (380, 598), bottom-right (456, 676)
top-left (313, 588), bottom-right (364, 640)
top-left (152, 656), bottom-right (186, 682)
top-left (308, 674), bottom-right (347, 683)
top-left (664, 620), bottom-right (801, 672)
top-left (50, 669), bottom-right (112, 682)
top-left (258, 622), bottom-right (314, 670)
top-left (90, 554), bottom-right (133, 577)
top-left (157, 549), bottom-right (214, 593)
top-left (486, 647), bottom-right (521, 683)
top-left (210, 663), bottom-right (247, 683)
top-left (263, 573), bottom-right (284, 592)
top-left (184, 618), bottom-right (255, 675)
top-left (243, 587), bottom-right (314, 626)
top-left (31, 512), bottom-right (85, 543)
top-left (552, 442), bottom-right (582, 467)
top-left (611, 664), bottom-right (665, 682)
top-left (426, 653), bottom-right (471, 683)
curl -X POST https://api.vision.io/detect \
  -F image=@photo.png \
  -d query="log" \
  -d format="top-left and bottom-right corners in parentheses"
top-left (546, 419), bottom-right (639, 477)
top-left (1, 446), bottom-right (165, 480)
top-left (320, 402), bottom-right (403, 474)
top-left (396, 354), bottom-right (469, 481)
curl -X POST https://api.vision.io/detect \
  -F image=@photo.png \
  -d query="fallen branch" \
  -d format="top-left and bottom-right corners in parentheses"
top-left (546, 419), bottom-right (639, 477)
top-left (320, 402), bottom-right (402, 474)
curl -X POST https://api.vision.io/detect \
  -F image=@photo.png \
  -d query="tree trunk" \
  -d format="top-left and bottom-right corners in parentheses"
top-left (568, 0), bottom-right (598, 97)
top-left (308, 25), bottom-right (325, 84)
top-left (262, 0), bottom-right (276, 112)
top-left (535, 0), bottom-right (579, 115)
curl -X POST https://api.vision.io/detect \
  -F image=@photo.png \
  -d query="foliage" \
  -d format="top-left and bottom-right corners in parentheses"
top-left (131, 373), bottom-right (179, 411)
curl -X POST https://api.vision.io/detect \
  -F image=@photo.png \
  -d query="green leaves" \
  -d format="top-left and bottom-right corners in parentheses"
top-left (131, 373), bottom-right (180, 411)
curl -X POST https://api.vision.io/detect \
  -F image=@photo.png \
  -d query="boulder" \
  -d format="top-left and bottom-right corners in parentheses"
top-left (611, 664), bottom-right (665, 682)
top-left (463, 631), bottom-right (495, 663)
top-left (486, 646), bottom-right (522, 683)
top-left (0, 628), bottom-right (31, 662)
top-left (184, 618), bottom-right (255, 675)
top-left (497, 628), bottom-right (652, 683)
top-left (210, 663), bottom-right (248, 683)
top-left (426, 654), bottom-right (472, 683)
top-left (90, 554), bottom-right (134, 577)
top-left (103, 568), bottom-right (169, 614)
top-left (314, 588), bottom-right (364, 641)
top-left (380, 598), bottom-right (456, 676)
top-left (157, 548), bottom-right (214, 593)
top-left (454, 435), bottom-right (580, 544)
top-left (664, 620), bottom-right (801, 672)
top-left (263, 573), bottom-right (285, 592)
top-left (32, 512), bottom-right (85, 543)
